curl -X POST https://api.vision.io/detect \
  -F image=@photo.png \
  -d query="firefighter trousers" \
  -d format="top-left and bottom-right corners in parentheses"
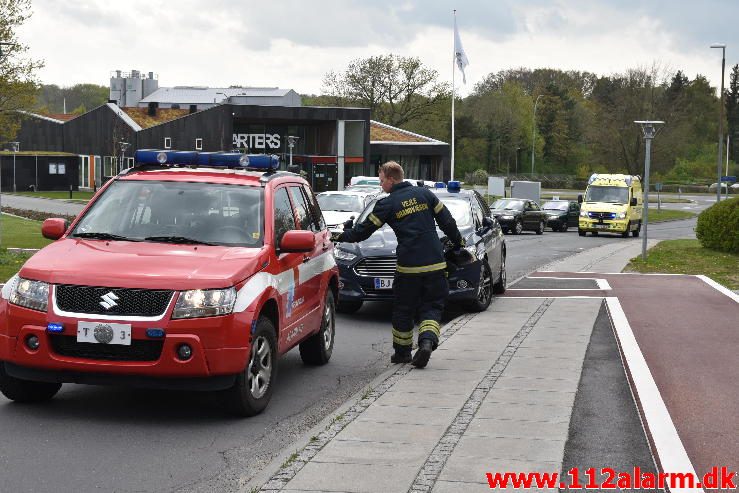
top-left (391, 270), bottom-right (448, 355)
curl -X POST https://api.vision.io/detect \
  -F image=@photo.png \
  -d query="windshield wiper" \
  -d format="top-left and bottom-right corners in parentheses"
top-left (74, 232), bottom-right (138, 241)
top-left (144, 236), bottom-right (217, 246)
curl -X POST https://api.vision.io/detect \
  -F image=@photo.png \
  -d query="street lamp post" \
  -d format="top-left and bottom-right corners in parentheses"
top-left (119, 142), bottom-right (130, 173)
top-left (531, 95), bottom-right (543, 175)
top-left (635, 120), bottom-right (664, 261)
top-left (710, 43), bottom-right (726, 203)
top-left (515, 147), bottom-right (521, 175)
top-left (286, 136), bottom-right (299, 169)
top-left (10, 142), bottom-right (19, 193)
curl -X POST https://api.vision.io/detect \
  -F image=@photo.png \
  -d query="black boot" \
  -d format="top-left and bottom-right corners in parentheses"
top-left (412, 340), bottom-right (433, 368)
top-left (391, 352), bottom-right (412, 364)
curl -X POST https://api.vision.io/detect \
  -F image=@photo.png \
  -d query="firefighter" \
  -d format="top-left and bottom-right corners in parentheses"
top-left (336, 161), bottom-right (464, 368)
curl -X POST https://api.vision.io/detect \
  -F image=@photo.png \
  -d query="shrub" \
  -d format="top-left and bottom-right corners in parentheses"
top-left (695, 197), bottom-right (739, 253)
top-left (470, 168), bottom-right (488, 186)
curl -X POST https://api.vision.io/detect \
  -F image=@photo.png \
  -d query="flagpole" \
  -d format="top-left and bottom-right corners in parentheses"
top-left (451, 9), bottom-right (456, 182)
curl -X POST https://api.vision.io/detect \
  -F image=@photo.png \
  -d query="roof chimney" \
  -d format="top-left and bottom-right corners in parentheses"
top-left (148, 102), bottom-right (158, 116)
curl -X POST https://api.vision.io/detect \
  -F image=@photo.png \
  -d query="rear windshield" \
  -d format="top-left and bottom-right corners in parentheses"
top-left (491, 199), bottom-right (525, 211)
top-left (542, 201), bottom-right (568, 210)
top-left (72, 180), bottom-right (263, 247)
top-left (317, 194), bottom-right (365, 213)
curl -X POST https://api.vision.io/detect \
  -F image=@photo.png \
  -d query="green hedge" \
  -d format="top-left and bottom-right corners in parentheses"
top-left (695, 197), bottom-right (739, 253)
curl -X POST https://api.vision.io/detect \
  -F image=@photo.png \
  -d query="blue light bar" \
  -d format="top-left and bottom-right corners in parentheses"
top-left (47, 322), bottom-right (64, 334)
top-left (245, 154), bottom-right (280, 170)
top-left (447, 180), bottom-right (461, 192)
top-left (146, 328), bottom-right (165, 338)
top-left (135, 149), bottom-right (198, 165)
top-left (434, 182), bottom-right (446, 188)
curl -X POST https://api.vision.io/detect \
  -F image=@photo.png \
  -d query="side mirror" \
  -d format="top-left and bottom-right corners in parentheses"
top-left (577, 194), bottom-right (583, 204)
top-left (42, 218), bottom-right (69, 240)
top-left (482, 217), bottom-right (494, 230)
top-left (630, 197), bottom-right (637, 206)
top-left (280, 230), bottom-right (315, 253)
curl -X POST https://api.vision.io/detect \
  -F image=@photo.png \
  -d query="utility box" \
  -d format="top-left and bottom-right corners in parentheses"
top-left (510, 180), bottom-right (541, 203)
top-left (487, 177), bottom-right (506, 198)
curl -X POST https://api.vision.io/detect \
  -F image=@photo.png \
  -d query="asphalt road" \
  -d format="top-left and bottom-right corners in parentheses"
top-left (0, 209), bottom-right (701, 493)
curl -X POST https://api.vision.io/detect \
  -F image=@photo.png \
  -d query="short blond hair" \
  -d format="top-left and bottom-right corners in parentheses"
top-left (379, 161), bottom-right (404, 181)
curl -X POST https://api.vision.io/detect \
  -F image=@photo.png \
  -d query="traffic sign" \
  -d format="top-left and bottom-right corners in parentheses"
top-left (720, 176), bottom-right (737, 183)
top-left (655, 182), bottom-right (663, 191)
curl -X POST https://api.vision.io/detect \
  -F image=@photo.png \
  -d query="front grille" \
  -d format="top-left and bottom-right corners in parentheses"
top-left (49, 335), bottom-right (163, 362)
top-left (55, 284), bottom-right (174, 317)
top-left (354, 256), bottom-right (397, 277)
top-left (588, 212), bottom-right (616, 220)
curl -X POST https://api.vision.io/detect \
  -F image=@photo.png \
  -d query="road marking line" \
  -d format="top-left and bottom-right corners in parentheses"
top-left (605, 297), bottom-right (702, 493)
top-left (696, 275), bottom-right (739, 303)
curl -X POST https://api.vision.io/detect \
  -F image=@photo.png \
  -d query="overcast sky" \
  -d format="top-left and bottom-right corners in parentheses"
top-left (18, 0), bottom-right (739, 96)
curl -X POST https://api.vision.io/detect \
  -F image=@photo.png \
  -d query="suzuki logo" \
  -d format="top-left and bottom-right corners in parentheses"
top-left (99, 292), bottom-right (120, 310)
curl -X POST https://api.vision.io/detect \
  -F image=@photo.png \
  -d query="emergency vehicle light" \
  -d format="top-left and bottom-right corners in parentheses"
top-left (447, 181), bottom-right (461, 192)
top-left (435, 182), bottom-right (446, 188)
top-left (135, 149), bottom-right (199, 165)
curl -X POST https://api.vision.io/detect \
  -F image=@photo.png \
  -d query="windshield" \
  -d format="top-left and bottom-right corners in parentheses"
top-left (72, 180), bottom-right (263, 247)
top-left (355, 178), bottom-right (380, 185)
top-left (357, 196), bottom-right (472, 229)
top-left (542, 201), bottom-right (569, 211)
top-left (317, 193), bottom-right (365, 213)
top-left (585, 186), bottom-right (629, 203)
top-left (491, 199), bottom-right (525, 211)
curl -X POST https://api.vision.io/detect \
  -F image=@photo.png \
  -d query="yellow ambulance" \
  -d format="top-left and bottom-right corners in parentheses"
top-left (577, 174), bottom-right (643, 237)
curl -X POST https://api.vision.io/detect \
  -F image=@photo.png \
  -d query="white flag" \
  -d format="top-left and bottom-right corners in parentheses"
top-left (454, 17), bottom-right (469, 84)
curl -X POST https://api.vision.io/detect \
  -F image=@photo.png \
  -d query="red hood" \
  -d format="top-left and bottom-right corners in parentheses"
top-left (19, 239), bottom-right (266, 290)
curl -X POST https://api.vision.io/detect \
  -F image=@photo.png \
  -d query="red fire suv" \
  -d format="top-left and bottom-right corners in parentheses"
top-left (0, 150), bottom-right (338, 416)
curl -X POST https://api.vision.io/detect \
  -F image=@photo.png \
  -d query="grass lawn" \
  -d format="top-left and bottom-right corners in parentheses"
top-left (647, 208), bottom-right (695, 222)
top-left (10, 190), bottom-right (94, 201)
top-left (625, 239), bottom-right (739, 290)
top-left (0, 215), bottom-right (52, 249)
top-left (0, 250), bottom-right (34, 283)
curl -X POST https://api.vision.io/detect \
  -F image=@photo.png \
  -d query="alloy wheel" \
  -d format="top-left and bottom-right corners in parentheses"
top-left (248, 335), bottom-right (272, 399)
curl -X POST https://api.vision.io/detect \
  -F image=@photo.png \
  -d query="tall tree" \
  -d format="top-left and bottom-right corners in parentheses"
top-left (725, 64), bottom-right (739, 162)
top-left (0, 0), bottom-right (43, 143)
top-left (35, 83), bottom-right (109, 114)
top-left (322, 54), bottom-right (450, 127)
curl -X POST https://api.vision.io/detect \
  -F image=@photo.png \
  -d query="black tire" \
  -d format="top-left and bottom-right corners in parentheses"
top-left (502, 228), bottom-right (509, 234)
top-left (492, 252), bottom-right (506, 295)
top-left (226, 316), bottom-right (277, 417)
top-left (300, 290), bottom-right (335, 366)
top-left (512, 219), bottom-right (523, 235)
top-left (536, 220), bottom-right (544, 235)
top-left (592, 231), bottom-right (599, 236)
top-left (467, 261), bottom-right (493, 312)
top-left (632, 221), bottom-right (641, 237)
top-left (578, 229), bottom-right (586, 237)
top-left (560, 221), bottom-right (568, 232)
top-left (621, 221), bottom-right (630, 238)
top-left (0, 362), bottom-right (61, 403)
top-left (337, 299), bottom-right (362, 314)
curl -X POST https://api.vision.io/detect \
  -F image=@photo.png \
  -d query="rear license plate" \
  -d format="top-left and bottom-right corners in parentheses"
top-left (374, 278), bottom-right (394, 290)
top-left (77, 321), bottom-right (132, 345)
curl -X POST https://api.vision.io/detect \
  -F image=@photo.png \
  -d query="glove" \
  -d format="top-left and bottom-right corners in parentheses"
top-left (342, 219), bottom-right (354, 231)
top-left (331, 231), bottom-right (344, 242)
top-left (446, 245), bottom-right (474, 266)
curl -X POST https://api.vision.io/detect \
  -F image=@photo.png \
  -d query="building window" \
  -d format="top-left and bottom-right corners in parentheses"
top-left (164, 137), bottom-right (172, 149)
top-left (171, 104), bottom-right (180, 109)
top-left (79, 156), bottom-right (90, 188)
top-left (103, 156), bottom-right (119, 176)
top-left (195, 138), bottom-right (203, 150)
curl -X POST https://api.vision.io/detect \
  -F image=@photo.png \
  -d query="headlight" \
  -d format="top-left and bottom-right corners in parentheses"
top-left (615, 212), bottom-right (626, 219)
top-left (580, 211), bottom-right (588, 217)
top-left (172, 287), bottom-right (236, 319)
top-left (9, 277), bottom-right (49, 312)
top-left (501, 215), bottom-right (514, 220)
top-left (333, 249), bottom-right (357, 262)
top-left (548, 214), bottom-right (560, 219)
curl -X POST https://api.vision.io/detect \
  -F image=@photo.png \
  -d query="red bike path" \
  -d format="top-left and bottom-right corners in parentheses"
top-left (506, 272), bottom-right (739, 486)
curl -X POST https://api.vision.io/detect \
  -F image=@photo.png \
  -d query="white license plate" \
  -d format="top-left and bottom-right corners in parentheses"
top-left (374, 278), bottom-right (394, 290)
top-left (77, 321), bottom-right (132, 345)
top-left (595, 223), bottom-right (609, 229)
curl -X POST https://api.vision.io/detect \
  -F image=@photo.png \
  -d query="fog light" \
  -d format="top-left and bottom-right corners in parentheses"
top-left (457, 280), bottom-right (469, 289)
top-left (26, 335), bottom-right (40, 350)
top-left (177, 344), bottom-right (192, 360)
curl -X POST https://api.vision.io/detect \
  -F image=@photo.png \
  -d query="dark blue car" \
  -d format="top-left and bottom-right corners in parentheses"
top-left (333, 187), bottom-right (506, 313)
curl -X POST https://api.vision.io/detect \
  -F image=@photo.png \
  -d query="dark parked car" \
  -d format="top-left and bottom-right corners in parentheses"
top-left (334, 188), bottom-right (506, 314)
top-left (490, 198), bottom-right (546, 235)
top-left (541, 200), bottom-right (580, 232)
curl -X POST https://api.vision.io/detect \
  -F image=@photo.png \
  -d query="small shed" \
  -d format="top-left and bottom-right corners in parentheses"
top-left (0, 151), bottom-right (79, 192)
